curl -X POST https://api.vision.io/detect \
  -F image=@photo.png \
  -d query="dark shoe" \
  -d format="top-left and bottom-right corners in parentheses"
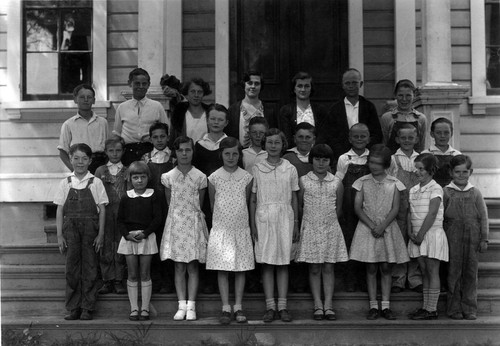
top-left (64, 308), bottom-right (81, 320)
top-left (425, 310), bottom-right (439, 320)
top-left (114, 280), bottom-right (127, 294)
top-left (129, 310), bottom-right (139, 321)
top-left (449, 312), bottom-right (463, 320)
top-left (278, 309), bottom-right (292, 322)
top-left (412, 284), bottom-right (423, 293)
top-left (464, 313), bottom-right (477, 320)
top-left (391, 286), bottom-right (403, 293)
top-left (324, 309), bottom-right (337, 321)
top-left (80, 309), bottom-right (92, 320)
top-left (407, 308), bottom-right (425, 319)
top-left (366, 308), bottom-right (379, 320)
top-left (263, 309), bottom-right (276, 323)
top-left (381, 308), bottom-right (397, 320)
top-left (410, 308), bottom-right (429, 320)
top-left (98, 281), bottom-right (114, 294)
top-left (313, 308), bottom-right (324, 320)
top-left (219, 311), bottom-right (231, 325)
top-left (139, 310), bottom-right (150, 321)
top-left (234, 310), bottom-right (247, 323)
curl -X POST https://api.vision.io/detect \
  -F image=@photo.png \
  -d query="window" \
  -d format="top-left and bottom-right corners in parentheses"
top-left (23, 0), bottom-right (92, 100)
top-left (486, 0), bottom-right (500, 95)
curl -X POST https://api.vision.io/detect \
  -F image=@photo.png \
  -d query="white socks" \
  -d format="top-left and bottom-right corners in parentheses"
top-left (127, 280), bottom-right (139, 312)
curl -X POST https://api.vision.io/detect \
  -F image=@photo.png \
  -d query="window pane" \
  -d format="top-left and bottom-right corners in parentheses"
top-left (25, 10), bottom-right (57, 52)
top-left (60, 9), bottom-right (92, 51)
top-left (486, 1), bottom-right (500, 94)
top-left (24, 1), bottom-right (59, 8)
top-left (60, 53), bottom-right (92, 94)
top-left (26, 53), bottom-right (59, 94)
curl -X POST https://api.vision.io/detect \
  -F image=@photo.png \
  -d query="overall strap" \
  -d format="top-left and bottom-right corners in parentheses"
top-left (85, 177), bottom-right (94, 188)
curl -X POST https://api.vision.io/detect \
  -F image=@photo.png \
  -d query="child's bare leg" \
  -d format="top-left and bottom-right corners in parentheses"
top-left (380, 262), bottom-right (393, 302)
top-left (126, 255), bottom-right (140, 282)
top-left (174, 262), bottom-right (187, 300)
top-left (366, 263), bottom-right (378, 302)
top-left (187, 260), bottom-right (199, 301)
top-left (322, 263), bottom-right (335, 308)
top-left (234, 272), bottom-right (246, 307)
top-left (276, 265), bottom-right (289, 299)
top-left (218, 271), bottom-right (230, 307)
top-left (426, 258), bottom-right (440, 290)
top-left (418, 257), bottom-right (429, 288)
top-left (262, 264), bottom-right (275, 301)
top-left (309, 264), bottom-right (322, 308)
top-left (139, 255), bottom-right (153, 281)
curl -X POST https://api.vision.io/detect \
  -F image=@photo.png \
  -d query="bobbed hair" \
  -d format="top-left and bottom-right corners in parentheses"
top-left (415, 153), bottom-right (439, 176)
top-left (181, 77), bottom-right (212, 96)
top-left (219, 136), bottom-right (243, 160)
top-left (308, 144), bottom-right (334, 164)
top-left (290, 71), bottom-right (314, 97)
top-left (261, 128), bottom-right (288, 155)
top-left (367, 144), bottom-right (392, 169)
top-left (242, 70), bottom-right (264, 91)
top-left (127, 161), bottom-right (151, 181)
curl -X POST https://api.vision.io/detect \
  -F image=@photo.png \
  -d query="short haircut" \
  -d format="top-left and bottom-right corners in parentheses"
top-left (181, 77), bottom-right (212, 96)
top-left (128, 68), bottom-right (151, 83)
top-left (73, 84), bottom-right (95, 98)
top-left (430, 117), bottom-right (453, 133)
top-left (69, 143), bottom-right (92, 157)
top-left (104, 137), bottom-right (125, 151)
top-left (261, 128), bottom-right (288, 155)
top-left (449, 154), bottom-right (473, 170)
top-left (394, 79), bottom-right (416, 95)
top-left (342, 68), bottom-right (362, 80)
top-left (242, 70), bottom-right (264, 91)
top-left (248, 116), bottom-right (269, 129)
top-left (172, 136), bottom-right (194, 152)
top-left (368, 144), bottom-right (392, 168)
top-left (397, 123), bottom-right (418, 136)
top-left (349, 122), bottom-right (370, 135)
top-left (207, 103), bottom-right (229, 121)
top-left (127, 161), bottom-right (151, 181)
top-left (308, 144), bottom-right (334, 164)
top-left (415, 153), bottom-right (439, 176)
top-left (149, 122), bottom-right (169, 137)
top-left (290, 71), bottom-right (314, 97)
top-left (219, 136), bottom-right (243, 159)
top-left (294, 122), bottom-right (316, 137)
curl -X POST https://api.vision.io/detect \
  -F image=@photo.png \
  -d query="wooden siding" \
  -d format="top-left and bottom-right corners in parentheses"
top-left (0, 9), bottom-right (7, 97)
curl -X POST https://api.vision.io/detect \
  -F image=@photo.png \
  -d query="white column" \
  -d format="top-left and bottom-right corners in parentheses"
top-left (165, 0), bottom-right (183, 80)
top-left (420, 0), bottom-right (452, 84)
top-left (215, 0), bottom-right (230, 106)
top-left (348, 0), bottom-right (364, 87)
top-left (394, 0), bottom-right (416, 82)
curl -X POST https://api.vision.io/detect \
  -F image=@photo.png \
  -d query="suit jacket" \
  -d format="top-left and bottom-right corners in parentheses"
top-left (279, 101), bottom-right (327, 146)
top-left (318, 96), bottom-right (382, 160)
top-left (226, 100), bottom-right (277, 141)
top-left (168, 101), bottom-right (211, 148)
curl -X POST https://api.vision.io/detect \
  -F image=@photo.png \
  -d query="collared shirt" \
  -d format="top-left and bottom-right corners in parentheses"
top-left (289, 147), bottom-right (309, 163)
top-left (127, 188), bottom-right (154, 198)
top-left (409, 179), bottom-right (444, 229)
top-left (445, 181), bottom-right (474, 192)
top-left (296, 104), bottom-right (315, 126)
top-left (388, 148), bottom-right (419, 176)
top-left (106, 161), bottom-right (124, 176)
top-left (197, 133), bottom-right (227, 151)
top-left (380, 108), bottom-right (427, 152)
top-left (150, 148), bottom-right (172, 164)
top-left (185, 110), bottom-right (207, 144)
top-left (344, 97), bottom-right (359, 129)
top-left (422, 144), bottom-right (461, 156)
top-left (53, 172), bottom-right (109, 210)
top-left (58, 112), bottom-right (108, 153)
top-left (113, 97), bottom-right (168, 144)
top-left (239, 100), bottom-right (264, 147)
top-left (242, 146), bottom-right (268, 174)
top-left (335, 148), bottom-right (369, 180)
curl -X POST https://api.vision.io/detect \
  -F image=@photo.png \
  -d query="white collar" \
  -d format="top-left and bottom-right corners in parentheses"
top-left (344, 97), bottom-right (359, 107)
top-left (428, 144), bottom-right (459, 155)
top-left (199, 133), bottom-right (227, 145)
top-left (106, 161), bottom-right (123, 168)
top-left (69, 171), bottom-right (93, 182)
top-left (290, 147), bottom-right (309, 158)
top-left (346, 148), bottom-right (369, 158)
top-left (151, 147), bottom-right (171, 157)
top-left (445, 181), bottom-right (474, 191)
top-left (127, 188), bottom-right (154, 198)
top-left (394, 148), bottom-right (418, 158)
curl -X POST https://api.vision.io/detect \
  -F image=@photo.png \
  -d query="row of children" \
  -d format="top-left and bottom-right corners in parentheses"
top-left (55, 106), bottom-right (488, 324)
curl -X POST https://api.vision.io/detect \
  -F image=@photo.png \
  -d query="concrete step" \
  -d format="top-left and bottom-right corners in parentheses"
top-left (0, 243), bottom-right (64, 265)
top-left (2, 314), bottom-right (500, 346)
top-left (489, 218), bottom-right (500, 239)
top-left (486, 198), bottom-right (500, 219)
top-left (479, 239), bottom-right (500, 261)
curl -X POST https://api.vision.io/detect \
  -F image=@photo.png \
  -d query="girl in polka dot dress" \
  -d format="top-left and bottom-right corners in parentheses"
top-left (206, 137), bottom-right (255, 325)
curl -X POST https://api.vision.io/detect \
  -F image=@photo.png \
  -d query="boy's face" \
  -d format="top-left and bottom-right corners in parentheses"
top-left (249, 124), bottom-right (266, 148)
top-left (396, 128), bottom-right (418, 152)
top-left (342, 71), bottom-right (363, 99)
top-left (151, 129), bottom-right (168, 151)
top-left (70, 150), bottom-right (91, 176)
top-left (105, 143), bottom-right (124, 164)
top-left (187, 83), bottom-right (204, 106)
top-left (207, 110), bottom-right (228, 134)
top-left (176, 142), bottom-right (193, 165)
top-left (294, 129), bottom-right (315, 153)
top-left (396, 87), bottom-right (414, 112)
top-left (450, 163), bottom-right (472, 189)
top-left (74, 88), bottom-right (95, 112)
top-left (431, 123), bottom-right (452, 148)
top-left (349, 128), bottom-right (370, 150)
top-left (294, 78), bottom-right (312, 101)
top-left (130, 75), bottom-right (150, 100)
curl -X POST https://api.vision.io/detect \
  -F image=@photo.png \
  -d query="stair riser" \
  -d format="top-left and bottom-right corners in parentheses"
top-left (0, 251), bottom-right (64, 265)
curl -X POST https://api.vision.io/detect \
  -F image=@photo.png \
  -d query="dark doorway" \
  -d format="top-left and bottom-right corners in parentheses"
top-left (229, 0), bottom-right (348, 127)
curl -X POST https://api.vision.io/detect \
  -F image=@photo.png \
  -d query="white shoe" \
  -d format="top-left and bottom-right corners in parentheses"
top-left (173, 308), bottom-right (186, 320)
top-left (186, 308), bottom-right (197, 321)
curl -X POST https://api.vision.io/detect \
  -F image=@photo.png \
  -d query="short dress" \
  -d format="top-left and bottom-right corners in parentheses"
top-left (252, 159), bottom-right (299, 265)
top-left (408, 179), bottom-right (449, 261)
top-left (159, 167), bottom-right (209, 263)
top-left (296, 172), bottom-right (349, 263)
top-left (206, 167), bottom-right (255, 271)
top-left (349, 174), bottom-right (410, 264)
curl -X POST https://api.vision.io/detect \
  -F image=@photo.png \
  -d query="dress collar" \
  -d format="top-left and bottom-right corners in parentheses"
top-left (307, 171), bottom-right (335, 182)
top-left (217, 167), bottom-right (247, 181)
top-left (127, 188), bottom-right (154, 198)
top-left (445, 181), bottom-right (474, 191)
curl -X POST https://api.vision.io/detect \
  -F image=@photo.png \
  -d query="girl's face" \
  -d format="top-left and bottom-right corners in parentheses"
top-left (130, 173), bottom-right (148, 193)
top-left (294, 78), bottom-right (312, 100)
top-left (431, 123), bottom-right (452, 149)
top-left (70, 150), bottom-right (91, 176)
top-left (264, 134), bottom-right (283, 158)
top-left (415, 161), bottom-right (432, 185)
top-left (368, 156), bottom-right (386, 176)
top-left (312, 157), bottom-right (330, 175)
top-left (207, 110), bottom-right (228, 134)
top-left (105, 143), bottom-right (124, 164)
top-left (176, 141), bottom-right (193, 165)
top-left (450, 163), bottom-right (472, 189)
top-left (349, 128), bottom-right (370, 151)
top-left (396, 86), bottom-right (414, 112)
top-left (249, 124), bottom-right (266, 148)
top-left (186, 83), bottom-right (204, 106)
top-left (151, 129), bottom-right (168, 151)
top-left (222, 146), bottom-right (240, 170)
top-left (244, 75), bottom-right (262, 99)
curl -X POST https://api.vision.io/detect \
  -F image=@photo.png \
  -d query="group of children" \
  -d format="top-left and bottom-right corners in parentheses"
top-left (54, 78), bottom-right (489, 325)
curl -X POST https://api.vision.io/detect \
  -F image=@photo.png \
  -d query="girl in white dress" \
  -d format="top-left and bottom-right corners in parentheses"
top-left (250, 128), bottom-right (299, 323)
top-left (160, 137), bottom-right (208, 321)
top-left (206, 137), bottom-right (254, 325)
top-left (296, 144), bottom-right (348, 321)
top-left (408, 153), bottom-right (449, 320)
